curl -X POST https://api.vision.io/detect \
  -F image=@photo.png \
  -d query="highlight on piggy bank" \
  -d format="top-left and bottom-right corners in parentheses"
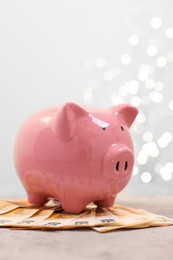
top-left (14, 102), bottom-right (138, 213)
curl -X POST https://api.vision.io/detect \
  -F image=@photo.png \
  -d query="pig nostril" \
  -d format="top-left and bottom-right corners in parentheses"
top-left (115, 161), bottom-right (120, 171)
top-left (124, 161), bottom-right (128, 171)
top-left (115, 161), bottom-right (129, 172)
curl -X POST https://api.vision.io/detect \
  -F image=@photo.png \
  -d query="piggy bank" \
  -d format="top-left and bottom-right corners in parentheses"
top-left (14, 102), bottom-right (138, 213)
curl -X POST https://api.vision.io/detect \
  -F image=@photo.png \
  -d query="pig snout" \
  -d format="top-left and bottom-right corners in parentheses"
top-left (114, 147), bottom-right (134, 176)
top-left (103, 145), bottom-right (134, 181)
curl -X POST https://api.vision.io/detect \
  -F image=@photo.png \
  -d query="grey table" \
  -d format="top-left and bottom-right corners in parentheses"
top-left (0, 196), bottom-right (173, 260)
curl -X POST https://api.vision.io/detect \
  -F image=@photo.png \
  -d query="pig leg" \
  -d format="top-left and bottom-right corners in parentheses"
top-left (61, 200), bottom-right (86, 214)
top-left (27, 192), bottom-right (48, 205)
top-left (60, 185), bottom-right (87, 213)
top-left (94, 196), bottom-right (115, 207)
top-left (62, 205), bottom-right (85, 214)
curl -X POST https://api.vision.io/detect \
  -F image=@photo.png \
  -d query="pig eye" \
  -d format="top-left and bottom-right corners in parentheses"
top-left (121, 126), bottom-right (124, 131)
top-left (102, 127), bottom-right (106, 131)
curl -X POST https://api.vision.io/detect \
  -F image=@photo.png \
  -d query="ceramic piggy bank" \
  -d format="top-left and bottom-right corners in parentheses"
top-left (14, 102), bottom-right (138, 213)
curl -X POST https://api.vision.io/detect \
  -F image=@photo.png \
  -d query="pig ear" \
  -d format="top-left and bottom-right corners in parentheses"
top-left (113, 104), bottom-right (138, 128)
top-left (51, 102), bottom-right (87, 140)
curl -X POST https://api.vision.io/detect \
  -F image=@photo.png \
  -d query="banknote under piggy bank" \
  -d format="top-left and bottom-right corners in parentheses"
top-left (14, 102), bottom-right (138, 213)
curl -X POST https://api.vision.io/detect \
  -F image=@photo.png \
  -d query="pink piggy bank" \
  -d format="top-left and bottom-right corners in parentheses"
top-left (14, 102), bottom-right (138, 213)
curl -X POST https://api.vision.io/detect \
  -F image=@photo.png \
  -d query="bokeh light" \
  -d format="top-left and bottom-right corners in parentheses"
top-left (128, 34), bottom-right (139, 46)
top-left (137, 151), bottom-right (148, 165)
top-left (168, 100), bottom-right (173, 110)
top-left (95, 57), bottom-right (106, 68)
top-left (147, 45), bottom-right (158, 57)
top-left (143, 132), bottom-right (153, 142)
top-left (126, 80), bottom-right (140, 95)
top-left (142, 142), bottom-right (159, 157)
top-left (150, 17), bottom-right (162, 29)
top-left (85, 4), bottom-right (173, 195)
top-left (156, 56), bottom-right (167, 68)
top-left (138, 64), bottom-right (153, 81)
top-left (136, 113), bottom-right (146, 123)
top-left (145, 79), bottom-right (155, 89)
top-left (165, 27), bottom-right (173, 38)
top-left (130, 96), bottom-right (141, 107)
top-left (149, 91), bottom-right (163, 103)
top-left (157, 132), bottom-right (173, 148)
top-left (141, 172), bottom-right (152, 183)
top-left (132, 165), bottom-right (139, 176)
top-left (120, 54), bottom-right (132, 65)
top-left (111, 93), bottom-right (124, 105)
top-left (160, 165), bottom-right (173, 181)
top-left (154, 81), bottom-right (164, 92)
top-left (103, 71), bottom-right (114, 81)
top-left (83, 88), bottom-right (94, 104)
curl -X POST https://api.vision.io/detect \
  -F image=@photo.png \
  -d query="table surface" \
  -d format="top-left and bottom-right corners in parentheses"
top-left (0, 196), bottom-right (173, 260)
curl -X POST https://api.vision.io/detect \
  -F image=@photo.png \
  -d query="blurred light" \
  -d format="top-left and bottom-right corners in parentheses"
top-left (138, 71), bottom-right (149, 82)
top-left (147, 45), bottom-right (158, 56)
top-left (85, 59), bottom-right (95, 69)
top-left (136, 113), bottom-right (146, 123)
top-left (148, 65), bottom-right (154, 74)
top-left (164, 162), bottom-right (173, 173)
top-left (118, 85), bottom-right (128, 96)
top-left (168, 100), bottom-right (173, 110)
top-left (139, 64), bottom-right (154, 74)
top-left (83, 95), bottom-right (94, 104)
top-left (83, 87), bottom-right (92, 95)
top-left (83, 88), bottom-right (94, 104)
top-left (142, 142), bottom-right (159, 157)
top-left (165, 27), bottom-right (173, 38)
top-left (137, 151), bottom-right (148, 165)
top-left (167, 52), bottom-right (173, 62)
top-left (132, 165), bottom-right (138, 176)
top-left (150, 17), bottom-right (162, 29)
top-left (160, 167), bottom-right (173, 181)
top-left (120, 54), bottom-right (131, 65)
top-left (157, 132), bottom-right (173, 148)
top-left (126, 80), bottom-right (139, 95)
top-left (95, 57), bottom-right (106, 68)
top-left (138, 64), bottom-right (153, 82)
top-left (141, 172), bottom-right (152, 183)
top-left (149, 91), bottom-right (163, 103)
top-left (128, 34), bottom-right (139, 46)
top-left (143, 132), bottom-right (153, 142)
top-left (111, 93), bottom-right (124, 105)
top-left (157, 138), bottom-right (167, 148)
top-left (156, 56), bottom-right (167, 68)
top-left (103, 71), bottom-right (114, 81)
top-left (85, 13), bottom-right (173, 190)
top-left (154, 81), bottom-right (164, 92)
top-left (111, 66), bottom-right (121, 77)
top-left (130, 96), bottom-right (141, 107)
top-left (145, 79), bottom-right (155, 89)
top-left (162, 132), bottom-right (173, 142)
